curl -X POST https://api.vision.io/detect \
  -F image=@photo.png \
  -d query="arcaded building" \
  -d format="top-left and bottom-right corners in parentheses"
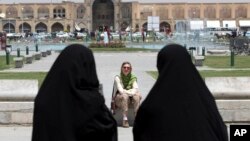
top-left (0, 0), bottom-right (250, 33)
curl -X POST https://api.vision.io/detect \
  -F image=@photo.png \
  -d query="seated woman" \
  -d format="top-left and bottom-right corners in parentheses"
top-left (111, 61), bottom-right (141, 128)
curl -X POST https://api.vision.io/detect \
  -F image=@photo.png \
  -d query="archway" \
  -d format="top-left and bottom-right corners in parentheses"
top-left (160, 22), bottom-right (171, 33)
top-left (51, 22), bottom-right (64, 32)
top-left (92, 0), bottom-right (114, 31)
top-left (3, 23), bottom-right (15, 33)
top-left (35, 22), bottom-right (47, 33)
top-left (19, 22), bottom-right (31, 33)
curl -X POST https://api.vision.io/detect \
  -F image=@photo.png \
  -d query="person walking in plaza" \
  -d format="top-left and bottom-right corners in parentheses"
top-left (141, 27), bottom-right (145, 42)
top-left (133, 44), bottom-right (228, 141)
top-left (103, 27), bottom-right (109, 46)
top-left (32, 44), bottom-right (117, 141)
top-left (111, 61), bottom-right (141, 128)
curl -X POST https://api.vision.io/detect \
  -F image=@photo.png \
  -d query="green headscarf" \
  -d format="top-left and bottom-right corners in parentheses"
top-left (120, 72), bottom-right (137, 90)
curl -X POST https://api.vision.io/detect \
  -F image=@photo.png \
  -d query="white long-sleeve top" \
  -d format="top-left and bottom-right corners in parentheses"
top-left (114, 75), bottom-right (139, 97)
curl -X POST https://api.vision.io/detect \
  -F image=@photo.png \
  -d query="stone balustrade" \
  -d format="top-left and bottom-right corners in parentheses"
top-left (205, 77), bottom-right (250, 124)
top-left (0, 80), bottom-right (38, 125)
top-left (0, 78), bottom-right (250, 126)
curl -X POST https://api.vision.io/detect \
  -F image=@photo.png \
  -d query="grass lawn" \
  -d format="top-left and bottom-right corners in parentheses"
top-left (204, 55), bottom-right (250, 68)
top-left (0, 56), bottom-right (15, 70)
top-left (147, 70), bottom-right (250, 80)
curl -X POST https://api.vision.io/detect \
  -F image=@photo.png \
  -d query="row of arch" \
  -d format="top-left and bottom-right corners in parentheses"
top-left (2, 22), bottom-right (70, 33)
top-left (2, 21), bottom-right (174, 33)
top-left (2, 5), bottom-right (86, 19)
top-left (1, 21), bottom-right (201, 34)
top-left (121, 21), bottom-right (172, 32)
top-left (2, 4), bottom-right (248, 20)
top-left (141, 5), bottom-right (248, 19)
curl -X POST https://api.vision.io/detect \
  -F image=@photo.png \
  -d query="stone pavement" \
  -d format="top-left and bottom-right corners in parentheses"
top-left (0, 50), bottom-right (158, 141)
top-left (0, 126), bottom-right (133, 141)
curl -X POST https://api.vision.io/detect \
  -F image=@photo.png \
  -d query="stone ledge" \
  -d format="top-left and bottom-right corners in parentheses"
top-left (207, 49), bottom-right (230, 55)
top-left (194, 55), bottom-right (205, 60)
top-left (0, 102), bottom-right (33, 124)
top-left (13, 57), bottom-right (24, 68)
top-left (193, 55), bottom-right (204, 66)
top-left (0, 112), bottom-right (33, 124)
top-left (46, 50), bottom-right (52, 55)
top-left (0, 80), bottom-right (38, 101)
top-left (41, 51), bottom-right (47, 57)
top-left (24, 54), bottom-right (33, 64)
top-left (216, 100), bottom-right (250, 122)
top-left (0, 102), bottom-right (33, 112)
top-left (33, 52), bottom-right (41, 60)
top-left (205, 77), bottom-right (250, 99)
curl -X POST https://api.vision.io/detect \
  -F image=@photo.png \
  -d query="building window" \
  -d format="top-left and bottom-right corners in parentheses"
top-left (172, 7), bottom-right (184, 19)
top-left (188, 7), bottom-right (200, 19)
top-left (122, 6), bottom-right (131, 18)
top-left (235, 5), bottom-right (247, 18)
top-left (77, 4), bottom-right (86, 19)
top-left (37, 6), bottom-right (49, 19)
top-left (220, 6), bottom-right (231, 19)
top-left (204, 6), bottom-right (216, 19)
top-left (140, 6), bottom-right (152, 20)
top-left (6, 6), bottom-right (18, 18)
top-left (156, 7), bottom-right (168, 20)
top-left (22, 6), bottom-right (34, 19)
top-left (53, 6), bottom-right (66, 19)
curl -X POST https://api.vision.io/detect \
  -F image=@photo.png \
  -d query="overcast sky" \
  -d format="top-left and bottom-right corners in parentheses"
top-left (0, 0), bottom-right (249, 4)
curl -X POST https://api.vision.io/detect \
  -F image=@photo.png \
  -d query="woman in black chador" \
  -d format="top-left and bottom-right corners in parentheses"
top-left (133, 44), bottom-right (228, 141)
top-left (32, 44), bottom-right (117, 141)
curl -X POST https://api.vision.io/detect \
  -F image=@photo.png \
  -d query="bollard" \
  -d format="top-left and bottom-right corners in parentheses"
top-left (202, 47), bottom-right (205, 56)
top-left (17, 48), bottom-right (20, 57)
top-left (189, 47), bottom-right (196, 58)
top-left (26, 46), bottom-right (29, 55)
top-left (230, 50), bottom-right (234, 67)
top-left (130, 30), bottom-right (133, 42)
top-left (5, 49), bottom-right (10, 65)
top-left (35, 44), bottom-right (39, 52)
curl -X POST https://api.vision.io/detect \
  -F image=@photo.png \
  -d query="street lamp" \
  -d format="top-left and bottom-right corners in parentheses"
top-left (8, 12), bottom-right (11, 33)
top-left (130, 25), bottom-right (133, 42)
top-left (21, 7), bottom-right (24, 34)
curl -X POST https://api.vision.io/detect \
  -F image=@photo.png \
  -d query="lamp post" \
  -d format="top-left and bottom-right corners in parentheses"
top-left (8, 12), bottom-right (10, 33)
top-left (21, 7), bottom-right (24, 34)
top-left (130, 25), bottom-right (133, 42)
top-left (5, 46), bottom-right (11, 65)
